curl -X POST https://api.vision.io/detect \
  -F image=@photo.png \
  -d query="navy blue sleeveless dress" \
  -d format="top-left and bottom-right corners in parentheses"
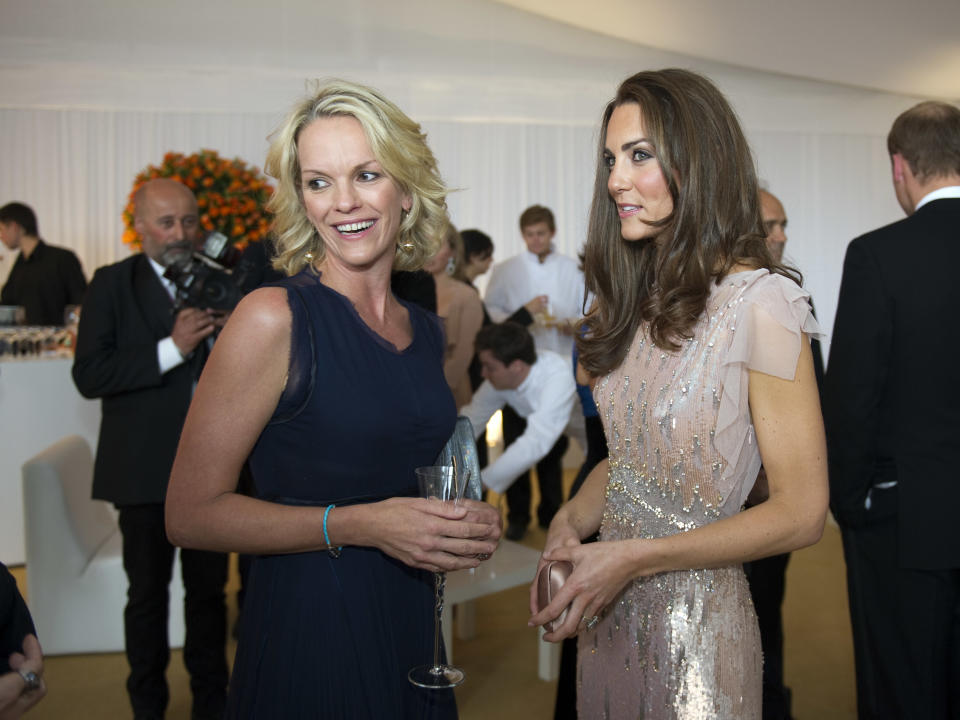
top-left (226, 269), bottom-right (458, 719)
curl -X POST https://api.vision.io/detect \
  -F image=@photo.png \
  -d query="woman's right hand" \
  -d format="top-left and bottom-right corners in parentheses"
top-left (365, 497), bottom-right (500, 573)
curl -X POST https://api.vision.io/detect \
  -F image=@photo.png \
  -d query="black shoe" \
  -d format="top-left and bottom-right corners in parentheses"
top-left (505, 521), bottom-right (527, 541)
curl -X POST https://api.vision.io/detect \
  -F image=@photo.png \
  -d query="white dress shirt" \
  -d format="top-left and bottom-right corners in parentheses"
top-left (484, 249), bottom-right (585, 356)
top-left (460, 350), bottom-right (577, 494)
top-left (147, 255), bottom-right (186, 374)
top-left (915, 185), bottom-right (960, 211)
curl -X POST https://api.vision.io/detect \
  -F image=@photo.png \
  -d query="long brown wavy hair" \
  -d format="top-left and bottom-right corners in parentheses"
top-left (578, 68), bottom-right (799, 375)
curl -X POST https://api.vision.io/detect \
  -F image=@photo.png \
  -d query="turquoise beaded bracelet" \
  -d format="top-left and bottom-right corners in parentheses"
top-left (323, 504), bottom-right (342, 558)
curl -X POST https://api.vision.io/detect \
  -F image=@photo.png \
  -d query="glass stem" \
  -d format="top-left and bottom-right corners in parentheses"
top-left (432, 571), bottom-right (445, 671)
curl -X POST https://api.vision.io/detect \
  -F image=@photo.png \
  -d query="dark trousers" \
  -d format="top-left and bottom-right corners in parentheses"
top-left (118, 504), bottom-right (228, 720)
top-left (841, 501), bottom-right (960, 719)
top-left (745, 552), bottom-right (792, 719)
top-left (501, 404), bottom-right (568, 528)
top-left (555, 414), bottom-right (607, 720)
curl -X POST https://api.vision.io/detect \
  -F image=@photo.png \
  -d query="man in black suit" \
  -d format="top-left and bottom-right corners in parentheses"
top-left (824, 101), bottom-right (960, 719)
top-left (72, 178), bottom-right (228, 720)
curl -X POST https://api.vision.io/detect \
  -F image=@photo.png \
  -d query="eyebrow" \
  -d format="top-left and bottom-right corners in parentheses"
top-left (300, 159), bottom-right (380, 176)
top-left (621, 138), bottom-right (650, 151)
top-left (603, 138), bottom-right (651, 154)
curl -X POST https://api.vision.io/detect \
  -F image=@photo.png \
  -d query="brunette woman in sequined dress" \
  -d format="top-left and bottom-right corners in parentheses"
top-left (529, 69), bottom-right (828, 719)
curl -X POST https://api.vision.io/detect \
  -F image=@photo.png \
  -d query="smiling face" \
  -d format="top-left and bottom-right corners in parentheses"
top-left (604, 102), bottom-right (674, 242)
top-left (298, 116), bottom-right (411, 276)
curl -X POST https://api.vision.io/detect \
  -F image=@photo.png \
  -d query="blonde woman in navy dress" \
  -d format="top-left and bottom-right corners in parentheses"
top-left (529, 69), bottom-right (828, 718)
top-left (166, 80), bottom-right (501, 719)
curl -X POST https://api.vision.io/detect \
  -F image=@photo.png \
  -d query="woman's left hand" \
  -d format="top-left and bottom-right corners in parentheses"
top-left (528, 539), bottom-right (644, 641)
top-left (0, 634), bottom-right (45, 720)
top-left (459, 499), bottom-right (502, 545)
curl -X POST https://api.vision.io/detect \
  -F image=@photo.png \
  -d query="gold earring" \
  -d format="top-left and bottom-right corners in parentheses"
top-left (398, 242), bottom-right (414, 253)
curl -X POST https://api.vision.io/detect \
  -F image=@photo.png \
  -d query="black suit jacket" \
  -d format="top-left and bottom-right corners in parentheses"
top-left (824, 197), bottom-right (960, 570)
top-left (72, 254), bottom-right (202, 506)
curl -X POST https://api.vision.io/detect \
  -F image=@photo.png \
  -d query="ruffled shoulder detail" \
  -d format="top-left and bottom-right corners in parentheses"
top-left (713, 270), bottom-right (823, 512)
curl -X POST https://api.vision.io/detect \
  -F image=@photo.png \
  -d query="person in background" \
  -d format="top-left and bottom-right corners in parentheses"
top-left (484, 206), bottom-right (586, 539)
top-left (72, 178), bottom-right (229, 720)
top-left (530, 68), bottom-right (827, 718)
top-left (164, 79), bottom-right (500, 719)
top-left (423, 222), bottom-right (484, 408)
top-left (459, 322), bottom-right (577, 505)
top-left (824, 100), bottom-right (960, 719)
top-left (455, 228), bottom-right (494, 292)
top-left (743, 187), bottom-right (825, 720)
top-left (457, 227), bottom-right (534, 388)
top-left (456, 228), bottom-right (533, 468)
top-left (1, 563), bottom-right (45, 719)
top-left (0, 202), bottom-right (86, 326)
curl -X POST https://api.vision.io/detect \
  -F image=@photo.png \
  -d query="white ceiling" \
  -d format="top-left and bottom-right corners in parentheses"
top-left (496, 0), bottom-right (960, 102)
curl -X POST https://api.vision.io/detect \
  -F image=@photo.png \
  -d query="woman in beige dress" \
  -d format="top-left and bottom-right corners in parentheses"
top-left (424, 223), bottom-right (484, 408)
top-left (529, 69), bottom-right (828, 719)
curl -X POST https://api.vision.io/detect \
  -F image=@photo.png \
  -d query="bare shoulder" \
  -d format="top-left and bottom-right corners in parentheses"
top-left (200, 286), bottom-right (293, 399)
top-left (223, 286), bottom-right (292, 343)
top-left (449, 278), bottom-right (481, 304)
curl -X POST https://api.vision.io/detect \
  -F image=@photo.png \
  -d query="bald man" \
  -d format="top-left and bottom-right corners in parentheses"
top-left (72, 178), bottom-right (228, 720)
top-left (745, 189), bottom-right (823, 720)
top-left (760, 189), bottom-right (788, 263)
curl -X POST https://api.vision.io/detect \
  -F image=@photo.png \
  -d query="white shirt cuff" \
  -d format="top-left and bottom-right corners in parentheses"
top-left (157, 337), bottom-right (186, 374)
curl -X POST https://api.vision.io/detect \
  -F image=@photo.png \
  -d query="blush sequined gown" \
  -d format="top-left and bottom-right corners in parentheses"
top-left (579, 269), bottom-right (820, 719)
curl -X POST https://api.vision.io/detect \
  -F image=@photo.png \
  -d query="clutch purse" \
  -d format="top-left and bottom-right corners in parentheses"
top-left (434, 416), bottom-right (483, 501)
top-left (536, 560), bottom-right (574, 633)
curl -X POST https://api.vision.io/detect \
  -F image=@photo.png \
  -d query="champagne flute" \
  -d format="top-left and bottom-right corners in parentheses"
top-left (408, 461), bottom-right (467, 689)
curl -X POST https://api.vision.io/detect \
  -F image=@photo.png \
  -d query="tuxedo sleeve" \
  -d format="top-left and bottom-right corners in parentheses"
top-left (72, 267), bottom-right (165, 399)
top-left (823, 238), bottom-right (892, 526)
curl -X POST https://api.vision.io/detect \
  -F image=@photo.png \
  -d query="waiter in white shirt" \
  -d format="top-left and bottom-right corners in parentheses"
top-left (482, 206), bottom-right (585, 540)
top-left (460, 322), bottom-right (576, 539)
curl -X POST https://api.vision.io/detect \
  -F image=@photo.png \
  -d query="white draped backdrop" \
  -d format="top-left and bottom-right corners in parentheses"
top-left (0, 0), bottom-right (937, 361)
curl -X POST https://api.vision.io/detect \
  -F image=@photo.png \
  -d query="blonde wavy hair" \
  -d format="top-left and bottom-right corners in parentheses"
top-left (265, 79), bottom-right (449, 275)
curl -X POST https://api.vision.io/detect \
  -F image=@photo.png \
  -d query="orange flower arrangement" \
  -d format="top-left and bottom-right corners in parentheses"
top-left (122, 150), bottom-right (273, 250)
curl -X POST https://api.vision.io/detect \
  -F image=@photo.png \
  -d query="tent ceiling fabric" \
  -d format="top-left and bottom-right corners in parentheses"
top-left (0, 0), bottom-right (952, 361)
top-left (2, 0), bottom-right (952, 121)
top-left (495, 0), bottom-right (960, 101)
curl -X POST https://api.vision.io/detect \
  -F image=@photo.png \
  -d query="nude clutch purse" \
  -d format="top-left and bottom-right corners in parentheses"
top-left (536, 560), bottom-right (574, 633)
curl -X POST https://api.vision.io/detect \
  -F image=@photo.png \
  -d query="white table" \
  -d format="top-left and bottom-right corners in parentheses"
top-left (0, 357), bottom-right (100, 564)
top-left (441, 539), bottom-right (560, 681)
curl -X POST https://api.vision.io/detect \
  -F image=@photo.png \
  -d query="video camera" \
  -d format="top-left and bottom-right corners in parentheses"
top-left (163, 232), bottom-right (253, 311)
